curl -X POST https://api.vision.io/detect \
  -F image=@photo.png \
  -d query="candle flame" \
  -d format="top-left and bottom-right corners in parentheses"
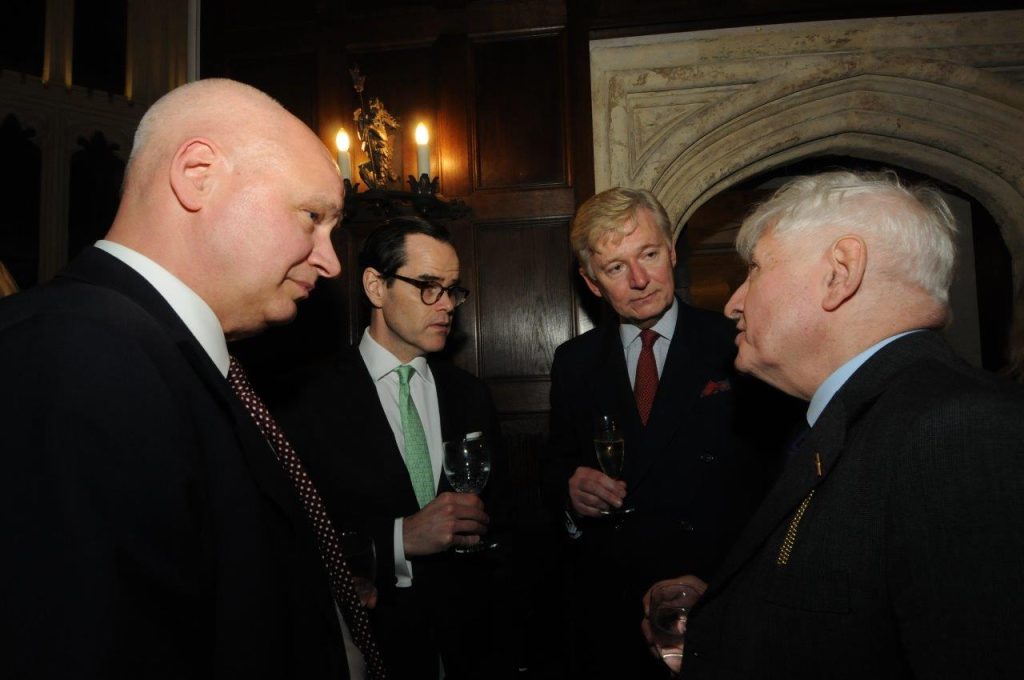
top-left (415, 123), bottom-right (429, 146)
top-left (336, 129), bottom-right (350, 153)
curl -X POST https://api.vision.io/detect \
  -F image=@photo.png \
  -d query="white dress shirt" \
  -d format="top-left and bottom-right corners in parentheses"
top-left (358, 328), bottom-right (444, 588)
top-left (620, 297), bottom-right (678, 386)
top-left (95, 240), bottom-right (230, 376)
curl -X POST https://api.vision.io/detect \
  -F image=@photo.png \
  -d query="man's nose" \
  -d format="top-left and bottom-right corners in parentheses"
top-left (436, 289), bottom-right (456, 313)
top-left (310, 230), bottom-right (341, 279)
top-left (724, 279), bottom-right (748, 319)
top-left (628, 261), bottom-right (649, 289)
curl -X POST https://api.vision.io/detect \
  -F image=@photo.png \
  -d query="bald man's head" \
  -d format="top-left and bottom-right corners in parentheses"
top-left (123, 79), bottom-right (292, 196)
top-left (109, 78), bottom-right (343, 339)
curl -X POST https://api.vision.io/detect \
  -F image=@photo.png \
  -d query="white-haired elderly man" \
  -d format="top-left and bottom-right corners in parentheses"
top-left (643, 170), bottom-right (1024, 678)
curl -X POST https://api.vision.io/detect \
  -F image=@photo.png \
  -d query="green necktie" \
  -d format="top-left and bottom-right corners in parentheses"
top-left (396, 364), bottom-right (434, 508)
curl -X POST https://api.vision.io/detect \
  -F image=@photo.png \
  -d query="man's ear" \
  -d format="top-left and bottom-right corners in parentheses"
top-left (169, 138), bottom-right (219, 212)
top-left (363, 267), bottom-right (386, 309)
top-left (579, 266), bottom-right (604, 299)
top-left (822, 235), bottom-right (867, 312)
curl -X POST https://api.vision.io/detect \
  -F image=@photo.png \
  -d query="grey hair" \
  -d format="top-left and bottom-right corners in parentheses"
top-left (736, 170), bottom-right (958, 305)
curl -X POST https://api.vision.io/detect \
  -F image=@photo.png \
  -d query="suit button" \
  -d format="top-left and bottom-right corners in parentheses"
top-left (679, 520), bottom-right (695, 532)
top-left (699, 453), bottom-right (716, 463)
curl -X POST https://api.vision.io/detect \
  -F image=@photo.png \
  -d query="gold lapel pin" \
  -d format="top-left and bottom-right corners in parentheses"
top-left (814, 452), bottom-right (823, 477)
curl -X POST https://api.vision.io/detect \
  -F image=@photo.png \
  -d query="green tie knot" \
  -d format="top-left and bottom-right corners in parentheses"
top-left (396, 363), bottom-right (415, 386)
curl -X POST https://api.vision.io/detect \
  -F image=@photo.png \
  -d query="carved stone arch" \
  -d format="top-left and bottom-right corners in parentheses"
top-left (649, 54), bottom-right (1024, 287)
top-left (592, 12), bottom-right (1024, 294)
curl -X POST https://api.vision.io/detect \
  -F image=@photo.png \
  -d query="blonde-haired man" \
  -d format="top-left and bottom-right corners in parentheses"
top-left (544, 187), bottom-right (786, 679)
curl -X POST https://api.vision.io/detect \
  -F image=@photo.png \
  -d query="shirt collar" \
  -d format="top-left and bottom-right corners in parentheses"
top-left (619, 296), bottom-right (678, 348)
top-left (358, 328), bottom-right (433, 384)
top-left (806, 329), bottom-right (922, 426)
top-left (95, 240), bottom-right (231, 377)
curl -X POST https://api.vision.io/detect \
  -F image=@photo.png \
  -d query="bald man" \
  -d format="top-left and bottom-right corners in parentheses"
top-left (0, 80), bottom-right (351, 677)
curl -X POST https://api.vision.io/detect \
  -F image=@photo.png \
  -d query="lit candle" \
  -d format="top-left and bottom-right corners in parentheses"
top-left (335, 129), bottom-right (352, 181)
top-left (415, 122), bottom-right (430, 178)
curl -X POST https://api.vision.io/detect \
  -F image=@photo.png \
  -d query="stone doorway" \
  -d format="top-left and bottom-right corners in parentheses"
top-left (590, 10), bottom-right (1024, 371)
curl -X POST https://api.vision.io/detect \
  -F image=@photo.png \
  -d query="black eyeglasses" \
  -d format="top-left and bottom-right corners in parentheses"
top-left (385, 272), bottom-right (470, 307)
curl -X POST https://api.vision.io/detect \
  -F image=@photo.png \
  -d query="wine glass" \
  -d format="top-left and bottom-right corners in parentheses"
top-left (647, 583), bottom-right (700, 667)
top-left (340, 530), bottom-right (377, 607)
top-left (442, 432), bottom-right (496, 553)
top-left (593, 415), bottom-right (632, 516)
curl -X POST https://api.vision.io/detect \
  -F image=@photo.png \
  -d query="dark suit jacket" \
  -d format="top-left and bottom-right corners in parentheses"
top-left (543, 300), bottom-right (788, 678)
top-left (0, 248), bottom-right (346, 678)
top-left (278, 346), bottom-right (510, 680)
top-left (685, 331), bottom-right (1024, 679)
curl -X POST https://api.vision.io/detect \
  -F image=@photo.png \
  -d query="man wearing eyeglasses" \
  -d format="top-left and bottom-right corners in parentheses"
top-left (280, 217), bottom-right (510, 680)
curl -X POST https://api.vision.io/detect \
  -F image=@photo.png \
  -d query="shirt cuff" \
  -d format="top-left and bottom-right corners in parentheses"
top-left (394, 517), bottom-right (413, 587)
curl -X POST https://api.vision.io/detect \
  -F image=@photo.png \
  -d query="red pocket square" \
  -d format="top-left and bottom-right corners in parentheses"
top-left (700, 378), bottom-right (731, 397)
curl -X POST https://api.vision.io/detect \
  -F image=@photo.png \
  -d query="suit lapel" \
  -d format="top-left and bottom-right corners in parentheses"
top-left (342, 348), bottom-right (417, 491)
top-left (704, 331), bottom-right (954, 597)
top-left (339, 349), bottom-right (424, 504)
top-left (705, 405), bottom-right (846, 597)
top-left (60, 248), bottom-right (314, 531)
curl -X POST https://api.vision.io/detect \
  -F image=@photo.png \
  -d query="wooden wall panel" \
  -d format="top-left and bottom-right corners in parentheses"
top-left (219, 0), bottom-right (321, 26)
top-left (499, 412), bottom-right (550, 491)
top-left (476, 218), bottom-right (574, 379)
top-left (472, 33), bottom-right (567, 189)
top-left (435, 34), bottom-right (472, 197)
top-left (226, 52), bottom-right (320, 131)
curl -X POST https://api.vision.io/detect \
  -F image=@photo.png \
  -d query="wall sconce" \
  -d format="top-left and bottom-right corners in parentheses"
top-left (343, 66), bottom-right (464, 221)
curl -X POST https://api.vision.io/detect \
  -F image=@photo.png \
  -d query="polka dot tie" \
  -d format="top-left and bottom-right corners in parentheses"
top-left (634, 328), bottom-right (660, 426)
top-left (228, 356), bottom-right (387, 680)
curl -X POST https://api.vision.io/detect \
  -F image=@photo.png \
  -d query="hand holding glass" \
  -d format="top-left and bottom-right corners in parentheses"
top-left (442, 433), bottom-right (495, 553)
top-left (594, 415), bottom-right (632, 515)
top-left (647, 583), bottom-right (700, 671)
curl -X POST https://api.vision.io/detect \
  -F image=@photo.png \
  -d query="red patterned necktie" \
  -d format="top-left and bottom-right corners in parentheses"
top-left (634, 328), bottom-right (660, 426)
top-left (228, 356), bottom-right (387, 680)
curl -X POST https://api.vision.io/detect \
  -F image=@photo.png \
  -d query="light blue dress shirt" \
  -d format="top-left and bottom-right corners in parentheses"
top-left (806, 330), bottom-right (922, 426)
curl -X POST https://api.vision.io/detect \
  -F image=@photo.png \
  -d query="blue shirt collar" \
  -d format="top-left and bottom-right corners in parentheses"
top-left (806, 330), bottom-right (922, 426)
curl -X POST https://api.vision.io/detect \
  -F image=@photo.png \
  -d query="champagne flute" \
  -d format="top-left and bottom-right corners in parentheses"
top-left (593, 415), bottom-right (632, 516)
top-left (442, 432), bottom-right (496, 553)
